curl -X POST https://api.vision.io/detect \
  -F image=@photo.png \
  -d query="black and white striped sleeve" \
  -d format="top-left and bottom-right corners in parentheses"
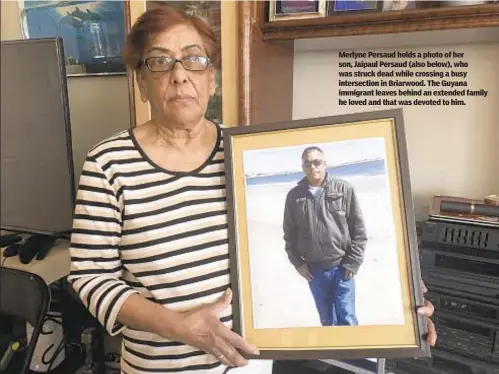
top-left (67, 155), bottom-right (139, 336)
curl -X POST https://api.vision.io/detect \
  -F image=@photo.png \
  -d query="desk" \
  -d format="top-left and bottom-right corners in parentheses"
top-left (0, 239), bottom-right (71, 285)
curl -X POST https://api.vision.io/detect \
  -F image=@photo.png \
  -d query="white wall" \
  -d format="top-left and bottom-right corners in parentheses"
top-left (293, 41), bottom-right (499, 220)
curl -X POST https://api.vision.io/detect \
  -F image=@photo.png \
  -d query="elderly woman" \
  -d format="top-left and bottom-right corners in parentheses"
top-left (67, 5), bottom-right (436, 374)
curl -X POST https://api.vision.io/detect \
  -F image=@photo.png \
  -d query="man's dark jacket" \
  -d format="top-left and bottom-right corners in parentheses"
top-left (283, 173), bottom-right (368, 274)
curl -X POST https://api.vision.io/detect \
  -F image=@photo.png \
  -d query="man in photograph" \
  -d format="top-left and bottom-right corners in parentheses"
top-left (282, 146), bottom-right (368, 326)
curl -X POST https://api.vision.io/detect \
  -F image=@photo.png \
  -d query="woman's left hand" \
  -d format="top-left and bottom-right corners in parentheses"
top-left (417, 281), bottom-right (437, 346)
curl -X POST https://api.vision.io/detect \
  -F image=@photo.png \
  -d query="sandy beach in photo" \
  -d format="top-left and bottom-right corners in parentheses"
top-left (243, 172), bottom-right (406, 330)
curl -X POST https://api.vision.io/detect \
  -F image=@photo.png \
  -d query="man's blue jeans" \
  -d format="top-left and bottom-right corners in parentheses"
top-left (308, 265), bottom-right (358, 326)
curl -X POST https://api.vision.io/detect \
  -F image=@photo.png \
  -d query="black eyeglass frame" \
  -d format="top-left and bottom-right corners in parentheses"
top-left (138, 56), bottom-right (211, 72)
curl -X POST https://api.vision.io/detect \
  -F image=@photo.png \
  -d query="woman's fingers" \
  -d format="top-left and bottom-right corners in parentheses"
top-left (223, 344), bottom-right (248, 367)
top-left (417, 299), bottom-right (435, 317)
top-left (425, 317), bottom-right (437, 346)
top-left (211, 350), bottom-right (231, 367)
top-left (212, 336), bottom-right (248, 367)
top-left (211, 324), bottom-right (258, 367)
top-left (186, 302), bottom-right (259, 368)
top-left (226, 329), bottom-right (260, 356)
top-left (416, 299), bottom-right (437, 346)
top-left (420, 280), bottom-right (428, 294)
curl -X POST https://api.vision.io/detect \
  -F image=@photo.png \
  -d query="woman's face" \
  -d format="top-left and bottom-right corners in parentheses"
top-left (138, 23), bottom-right (216, 126)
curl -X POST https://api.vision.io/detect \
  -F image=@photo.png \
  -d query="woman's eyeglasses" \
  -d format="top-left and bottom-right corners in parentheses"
top-left (139, 56), bottom-right (210, 72)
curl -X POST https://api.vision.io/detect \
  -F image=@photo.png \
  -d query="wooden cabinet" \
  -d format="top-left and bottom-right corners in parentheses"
top-left (124, 1), bottom-right (294, 128)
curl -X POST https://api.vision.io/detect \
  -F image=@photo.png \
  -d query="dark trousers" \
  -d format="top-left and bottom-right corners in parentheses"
top-left (308, 265), bottom-right (358, 326)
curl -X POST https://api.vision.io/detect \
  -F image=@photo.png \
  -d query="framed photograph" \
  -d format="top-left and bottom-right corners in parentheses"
top-left (223, 109), bottom-right (430, 360)
top-left (268, 0), bottom-right (328, 21)
top-left (18, 1), bottom-right (127, 77)
top-left (328, 0), bottom-right (382, 14)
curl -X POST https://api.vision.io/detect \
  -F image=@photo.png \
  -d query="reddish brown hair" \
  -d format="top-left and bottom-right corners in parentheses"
top-left (122, 5), bottom-right (220, 71)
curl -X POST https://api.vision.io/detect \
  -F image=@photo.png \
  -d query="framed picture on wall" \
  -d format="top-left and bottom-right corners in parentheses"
top-left (268, 0), bottom-right (328, 21)
top-left (18, 1), bottom-right (127, 76)
top-left (328, 0), bottom-right (382, 14)
top-left (223, 108), bottom-right (430, 360)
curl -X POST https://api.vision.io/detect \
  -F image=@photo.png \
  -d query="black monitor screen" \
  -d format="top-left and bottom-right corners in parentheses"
top-left (1, 38), bottom-right (75, 236)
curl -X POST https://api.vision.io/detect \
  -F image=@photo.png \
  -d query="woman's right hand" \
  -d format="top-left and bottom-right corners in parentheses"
top-left (172, 288), bottom-right (260, 367)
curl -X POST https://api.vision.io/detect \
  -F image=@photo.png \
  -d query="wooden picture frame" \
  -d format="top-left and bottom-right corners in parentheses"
top-left (268, 0), bottom-right (328, 21)
top-left (223, 108), bottom-right (430, 360)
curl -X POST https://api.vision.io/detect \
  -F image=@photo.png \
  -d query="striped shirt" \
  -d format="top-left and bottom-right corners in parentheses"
top-left (67, 123), bottom-right (232, 374)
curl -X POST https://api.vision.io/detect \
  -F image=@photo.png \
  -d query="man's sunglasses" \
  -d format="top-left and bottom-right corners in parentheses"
top-left (303, 159), bottom-right (325, 168)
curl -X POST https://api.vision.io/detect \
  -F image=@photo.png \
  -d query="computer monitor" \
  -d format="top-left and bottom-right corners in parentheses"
top-left (1, 38), bottom-right (75, 239)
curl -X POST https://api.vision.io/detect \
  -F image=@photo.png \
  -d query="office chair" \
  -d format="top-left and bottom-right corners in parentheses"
top-left (0, 267), bottom-right (50, 374)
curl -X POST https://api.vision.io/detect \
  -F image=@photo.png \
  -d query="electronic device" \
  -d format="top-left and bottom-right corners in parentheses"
top-left (3, 242), bottom-right (22, 258)
top-left (1, 38), bottom-right (75, 258)
top-left (425, 290), bottom-right (499, 365)
top-left (387, 218), bottom-right (499, 374)
top-left (418, 220), bottom-right (499, 303)
top-left (428, 195), bottom-right (499, 229)
top-left (419, 219), bottom-right (499, 252)
top-left (0, 233), bottom-right (22, 247)
top-left (387, 348), bottom-right (499, 374)
top-left (18, 234), bottom-right (58, 264)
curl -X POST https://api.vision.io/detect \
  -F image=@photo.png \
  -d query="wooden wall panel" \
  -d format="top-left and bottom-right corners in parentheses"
top-left (124, 0), bottom-right (149, 127)
top-left (220, 1), bottom-right (240, 127)
top-left (238, 1), bottom-right (294, 126)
